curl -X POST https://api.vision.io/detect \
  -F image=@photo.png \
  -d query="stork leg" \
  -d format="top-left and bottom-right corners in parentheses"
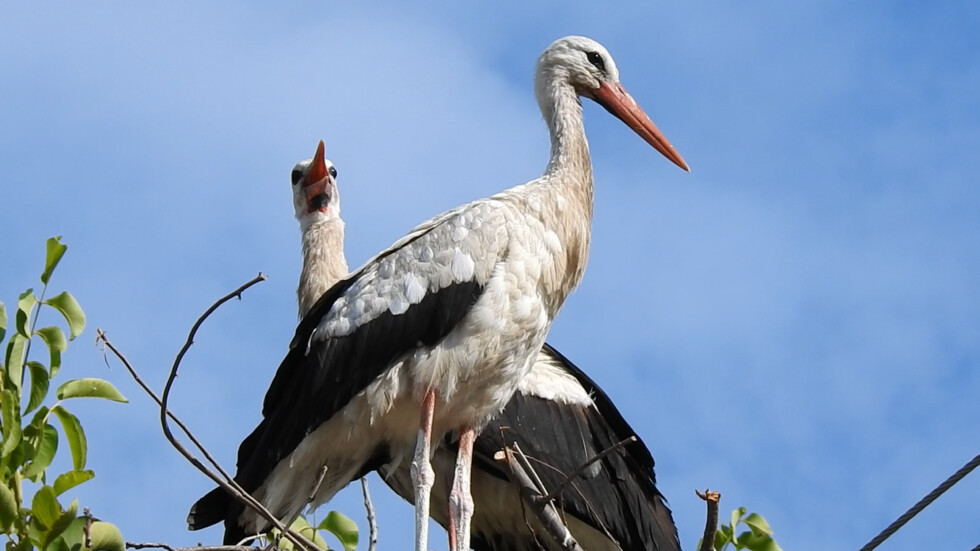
top-left (447, 474), bottom-right (458, 551)
top-left (449, 425), bottom-right (476, 551)
top-left (412, 388), bottom-right (436, 551)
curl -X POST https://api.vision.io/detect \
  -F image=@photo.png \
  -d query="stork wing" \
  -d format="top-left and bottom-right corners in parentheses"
top-left (236, 200), bottom-right (507, 493)
top-left (471, 343), bottom-right (681, 551)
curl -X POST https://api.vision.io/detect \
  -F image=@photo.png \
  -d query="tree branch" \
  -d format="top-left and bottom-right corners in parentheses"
top-left (102, 273), bottom-right (320, 551)
top-left (695, 489), bottom-right (720, 551)
top-left (360, 478), bottom-right (378, 551)
top-left (95, 330), bottom-right (232, 483)
top-left (538, 436), bottom-right (636, 504)
top-left (494, 446), bottom-right (585, 551)
top-left (127, 544), bottom-right (259, 551)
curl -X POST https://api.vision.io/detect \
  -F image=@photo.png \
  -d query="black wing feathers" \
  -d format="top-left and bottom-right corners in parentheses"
top-left (189, 250), bottom-right (485, 542)
top-left (236, 276), bottom-right (484, 492)
top-left (470, 343), bottom-right (680, 551)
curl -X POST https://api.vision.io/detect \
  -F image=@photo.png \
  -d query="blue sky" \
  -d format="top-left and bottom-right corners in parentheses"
top-left (2, 1), bottom-right (979, 550)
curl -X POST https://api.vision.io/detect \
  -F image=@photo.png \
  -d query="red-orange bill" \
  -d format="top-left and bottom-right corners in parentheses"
top-left (306, 140), bottom-right (329, 186)
top-left (593, 82), bottom-right (690, 172)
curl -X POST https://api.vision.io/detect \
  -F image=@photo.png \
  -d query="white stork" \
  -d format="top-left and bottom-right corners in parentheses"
top-left (290, 142), bottom-right (682, 551)
top-left (187, 35), bottom-right (688, 551)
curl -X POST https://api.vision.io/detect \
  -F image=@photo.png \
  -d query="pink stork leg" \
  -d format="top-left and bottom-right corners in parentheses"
top-left (412, 389), bottom-right (436, 551)
top-left (449, 425), bottom-right (476, 551)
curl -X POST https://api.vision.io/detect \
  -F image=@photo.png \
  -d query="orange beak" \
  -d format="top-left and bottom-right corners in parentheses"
top-left (306, 140), bottom-right (328, 185)
top-left (305, 140), bottom-right (330, 206)
top-left (592, 82), bottom-right (690, 172)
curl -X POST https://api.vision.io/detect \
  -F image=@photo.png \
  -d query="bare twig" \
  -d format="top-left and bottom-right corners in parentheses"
top-left (495, 447), bottom-right (584, 551)
top-left (103, 273), bottom-right (319, 551)
top-left (83, 508), bottom-right (93, 549)
top-left (360, 478), bottom-right (378, 551)
top-left (126, 544), bottom-right (257, 551)
top-left (310, 466), bottom-right (330, 504)
top-left (539, 436), bottom-right (636, 504)
top-left (95, 329), bottom-right (233, 483)
top-left (279, 464), bottom-right (331, 543)
top-left (695, 489), bottom-right (721, 551)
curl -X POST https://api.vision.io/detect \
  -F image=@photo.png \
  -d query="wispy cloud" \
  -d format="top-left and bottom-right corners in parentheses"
top-left (2, 1), bottom-right (978, 550)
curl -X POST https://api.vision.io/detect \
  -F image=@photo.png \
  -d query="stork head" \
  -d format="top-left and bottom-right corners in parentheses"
top-left (535, 36), bottom-right (689, 172)
top-left (291, 140), bottom-right (341, 225)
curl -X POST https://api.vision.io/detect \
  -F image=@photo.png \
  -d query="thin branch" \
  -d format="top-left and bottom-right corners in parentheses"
top-left (99, 328), bottom-right (290, 543)
top-left (95, 329), bottom-right (232, 482)
top-left (103, 273), bottom-right (319, 551)
top-left (360, 478), bottom-right (378, 551)
top-left (309, 466), bottom-right (330, 504)
top-left (539, 436), bottom-right (636, 504)
top-left (279, 464), bottom-right (330, 542)
top-left (127, 544), bottom-right (257, 551)
top-left (695, 489), bottom-right (720, 551)
top-left (156, 273), bottom-right (320, 551)
top-left (495, 447), bottom-right (584, 551)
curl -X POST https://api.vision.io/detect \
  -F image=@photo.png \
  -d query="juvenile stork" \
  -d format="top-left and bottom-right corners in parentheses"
top-left (291, 143), bottom-right (681, 550)
top-left (188, 35), bottom-right (688, 551)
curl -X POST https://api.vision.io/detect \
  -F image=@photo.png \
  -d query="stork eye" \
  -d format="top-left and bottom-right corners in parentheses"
top-left (329, 166), bottom-right (337, 178)
top-left (291, 169), bottom-right (303, 186)
top-left (586, 51), bottom-right (605, 72)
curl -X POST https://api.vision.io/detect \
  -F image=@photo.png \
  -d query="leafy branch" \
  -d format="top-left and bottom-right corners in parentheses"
top-left (1, 237), bottom-right (127, 551)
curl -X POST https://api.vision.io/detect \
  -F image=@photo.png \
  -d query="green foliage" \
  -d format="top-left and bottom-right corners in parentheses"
top-left (269, 511), bottom-right (360, 551)
top-left (706, 507), bottom-right (783, 551)
top-left (318, 511), bottom-right (358, 551)
top-left (1, 237), bottom-right (127, 551)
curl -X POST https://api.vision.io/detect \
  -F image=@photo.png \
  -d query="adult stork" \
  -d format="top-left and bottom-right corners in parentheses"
top-left (187, 35), bottom-right (688, 551)
top-left (288, 142), bottom-right (682, 551)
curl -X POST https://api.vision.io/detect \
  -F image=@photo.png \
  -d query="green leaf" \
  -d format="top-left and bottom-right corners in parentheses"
top-left (23, 423), bottom-right (58, 481)
top-left (0, 300), bottom-right (7, 343)
top-left (53, 470), bottom-right (94, 496)
top-left (56, 379), bottom-right (127, 403)
top-left (31, 486), bottom-right (60, 529)
top-left (42, 498), bottom-right (77, 550)
top-left (318, 511), bottom-right (358, 551)
top-left (16, 290), bottom-right (37, 338)
top-left (0, 482), bottom-right (17, 530)
top-left (736, 530), bottom-right (764, 549)
top-left (48, 535), bottom-right (72, 551)
top-left (26, 361), bottom-right (51, 415)
top-left (86, 521), bottom-right (125, 551)
top-left (742, 513), bottom-right (773, 537)
top-left (4, 332), bottom-right (28, 392)
top-left (43, 293), bottom-right (85, 341)
top-left (57, 517), bottom-right (87, 551)
top-left (1, 389), bottom-right (23, 458)
top-left (715, 523), bottom-right (734, 549)
top-left (284, 516), bottom-right (329, 551)
top-left (730, 506), bottom-right (745, 534)
top-left (746, 538), bottom-right (781, 551)
top-left (42, 237), bottom-right (67, 286)
top-left (51, 406), bottom-right (86, 470)
top-left (36, 326), bottom-right (66, 377)
top-left (27, 406), bottom-right (50, 434)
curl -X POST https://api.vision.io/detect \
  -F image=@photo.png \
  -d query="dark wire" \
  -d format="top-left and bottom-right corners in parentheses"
top-left (857, 452), bottom-right (980, 551)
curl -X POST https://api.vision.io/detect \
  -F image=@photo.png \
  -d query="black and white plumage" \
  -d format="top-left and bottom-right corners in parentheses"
top-left (286, 145), bottom-right (679, 551)
top-left (280, 143), bottom-right (681, 550)
top-left (381, 342), bottom-right (682, 551)
top-left (188, 35), bottom-right (688, 551)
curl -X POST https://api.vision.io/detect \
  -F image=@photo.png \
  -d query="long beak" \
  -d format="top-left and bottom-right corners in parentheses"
top-left (304, 140), bottom-right (331, 207)
top-left (306, 140), bottom-right (328, 185)
top-left (593, 82), bottom-right (690, 172)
